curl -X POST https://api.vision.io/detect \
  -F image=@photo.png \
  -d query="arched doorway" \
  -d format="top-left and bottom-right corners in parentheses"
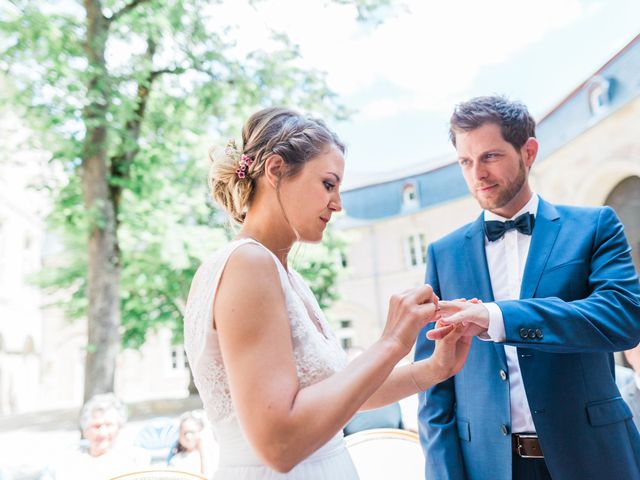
top-left (605, 176), bottom-right (640, 273)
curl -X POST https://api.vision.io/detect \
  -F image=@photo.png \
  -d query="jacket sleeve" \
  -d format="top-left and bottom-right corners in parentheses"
top-left (415, 243), bottom-right (467, 480)
top-left (499, 207), bottom-right (640, 353)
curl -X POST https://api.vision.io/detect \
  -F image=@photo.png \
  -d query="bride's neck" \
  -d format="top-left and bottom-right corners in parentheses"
top-left (238, 215), bottom-right (294, 269)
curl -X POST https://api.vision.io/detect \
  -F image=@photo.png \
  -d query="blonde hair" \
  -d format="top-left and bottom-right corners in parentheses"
top-left (208, 107), bottom-right (344, 224)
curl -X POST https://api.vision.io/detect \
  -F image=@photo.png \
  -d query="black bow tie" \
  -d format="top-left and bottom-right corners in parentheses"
top-left (484, 212), bottom-right (535, 242)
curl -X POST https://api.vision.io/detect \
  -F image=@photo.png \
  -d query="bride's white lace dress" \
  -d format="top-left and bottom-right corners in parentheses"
top-left (183, 238), bottom-right (359, 479)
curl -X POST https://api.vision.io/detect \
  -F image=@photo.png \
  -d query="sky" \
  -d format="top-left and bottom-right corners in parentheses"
top-left (211, 0), bottom-right (640, 186)
top-left (23, 0), bottom-right (640, 185)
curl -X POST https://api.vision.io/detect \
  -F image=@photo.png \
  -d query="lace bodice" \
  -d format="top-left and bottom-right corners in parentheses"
top-left (183, 238), bottom-right (348, 423)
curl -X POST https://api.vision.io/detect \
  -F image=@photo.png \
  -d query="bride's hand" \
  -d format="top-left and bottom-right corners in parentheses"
top-left (427, 297), bottom-right (487, 340)
top-left (429, 321), bottom-right (472, 381)
top-left (382, 284), bottom-right (439, 355)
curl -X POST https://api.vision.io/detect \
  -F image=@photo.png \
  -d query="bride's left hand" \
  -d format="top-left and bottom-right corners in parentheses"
top-left (428, 321), bottom-right (472, 381)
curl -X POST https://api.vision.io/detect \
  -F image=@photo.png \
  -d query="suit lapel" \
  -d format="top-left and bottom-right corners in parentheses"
top-left (520, 198), bottom-right (561, 299)
top-left (465, 216), bottom-right (507, 368)
top-left (464, 216), bottom-right (494, 301)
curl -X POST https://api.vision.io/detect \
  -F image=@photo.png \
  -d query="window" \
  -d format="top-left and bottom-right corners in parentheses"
top-left (402, 182), bottom-right (419, 211)
top-left (336, 251), bottom-right (348, 269)
top-left (22, 233), bottom-right (37, 277)
top-left (171, 347), bottom-right (189, 370)
top-left (405, 233), bottom-right (428, 267)
top-left (587, 76), bottom-right (612, 116)
top-left (337, 319), bottom-right (354, 351)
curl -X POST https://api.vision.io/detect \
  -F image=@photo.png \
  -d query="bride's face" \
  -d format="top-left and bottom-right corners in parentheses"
top-left (277, 145), bottom-right (344, 243)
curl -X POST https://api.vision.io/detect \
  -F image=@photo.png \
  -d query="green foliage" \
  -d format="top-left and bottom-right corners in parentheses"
top-left (293, 229), bottom-right (347, 311)
top-left (1, 0), bottom-right (370, 351)
top-left (330, 0), bottom-right (397, 24)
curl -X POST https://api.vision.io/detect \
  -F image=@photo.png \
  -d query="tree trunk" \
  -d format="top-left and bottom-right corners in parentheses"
top-left (82, 0), bottom-right (120, 402)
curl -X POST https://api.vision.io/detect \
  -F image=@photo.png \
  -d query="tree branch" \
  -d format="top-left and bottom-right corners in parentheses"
top-left (151, 67), bottom-right (188, 79)
top-left (108, 0), bottom-right (152, 24)
top-left (109, 36), bottom-right (156, 220)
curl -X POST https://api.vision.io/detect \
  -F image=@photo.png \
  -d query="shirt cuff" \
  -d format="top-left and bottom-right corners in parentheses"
top-left (482, 302), bottom-right (506, 342)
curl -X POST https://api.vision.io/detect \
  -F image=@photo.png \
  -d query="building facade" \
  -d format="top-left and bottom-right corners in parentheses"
top-left (329, 33), bottom-right (640, 349)
top-left (0, 108), bottom-right (48, 414)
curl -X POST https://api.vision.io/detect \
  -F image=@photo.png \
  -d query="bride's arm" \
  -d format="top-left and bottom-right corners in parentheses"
top-left (215, 244), bottom-right (436, 473)
top-left (357, 336), bottom-right (470, 411)
top-left (358, 296), bottom-right (474, 411)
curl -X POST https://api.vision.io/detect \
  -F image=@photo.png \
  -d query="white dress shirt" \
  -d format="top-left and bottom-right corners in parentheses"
top-left (483, 194), bottom-right (539, 434)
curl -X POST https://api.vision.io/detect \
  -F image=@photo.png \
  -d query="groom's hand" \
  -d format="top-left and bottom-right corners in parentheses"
top-left (426, 300), bottom-right (490, 340)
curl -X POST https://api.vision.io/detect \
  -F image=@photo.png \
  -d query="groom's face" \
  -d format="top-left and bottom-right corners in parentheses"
top-left (454, 122), bottom-right (535, 216)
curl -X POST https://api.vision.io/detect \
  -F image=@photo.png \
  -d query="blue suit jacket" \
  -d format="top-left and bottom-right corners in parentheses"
top-left (415, 198), bottom-right (640, 480)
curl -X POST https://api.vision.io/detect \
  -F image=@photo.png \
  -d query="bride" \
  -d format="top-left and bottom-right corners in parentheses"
top-left (183, 107), bottom-right (471, 479)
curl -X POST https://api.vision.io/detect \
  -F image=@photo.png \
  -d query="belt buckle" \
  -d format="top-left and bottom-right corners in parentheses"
top-left (516, 434), bottom-right (544, 459)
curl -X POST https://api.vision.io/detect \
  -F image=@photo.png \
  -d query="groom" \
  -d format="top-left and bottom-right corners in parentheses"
top-left (415, 95), bottom-right (640, 480)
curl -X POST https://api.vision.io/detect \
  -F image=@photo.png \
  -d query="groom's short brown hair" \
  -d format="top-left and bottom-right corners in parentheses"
top-left (449, 95), bottom-right (536, 150)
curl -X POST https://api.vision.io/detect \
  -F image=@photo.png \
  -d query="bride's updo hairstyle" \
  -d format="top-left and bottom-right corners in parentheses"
top-left (209, 107), bottom-right (345, 224)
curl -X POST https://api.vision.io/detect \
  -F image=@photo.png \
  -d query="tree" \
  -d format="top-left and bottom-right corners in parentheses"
top-left (0, 0), bottom-right (384, 401)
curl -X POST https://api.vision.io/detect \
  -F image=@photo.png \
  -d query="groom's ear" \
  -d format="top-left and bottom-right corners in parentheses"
top-left (522, 137), bottom-right (539, 170)
top-left (264, 154), bottom-right (286, 189)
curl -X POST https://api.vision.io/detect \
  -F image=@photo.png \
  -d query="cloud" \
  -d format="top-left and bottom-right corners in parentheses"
top-left (243, 0), bottom-right (587, 119)
top-left (194, 0), bottom-right (589, 121)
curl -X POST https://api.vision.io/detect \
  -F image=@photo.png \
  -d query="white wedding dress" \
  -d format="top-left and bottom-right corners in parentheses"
top-left (183, 238), bottom-right (359, 479)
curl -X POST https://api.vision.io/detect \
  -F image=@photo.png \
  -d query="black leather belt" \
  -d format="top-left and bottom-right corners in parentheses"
top-left (512, 433), bottom-right (544, 459)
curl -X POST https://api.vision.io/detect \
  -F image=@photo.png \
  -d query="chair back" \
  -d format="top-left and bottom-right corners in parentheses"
top-left (110, 468), bottom-right (207, 480)
top-left (133, 417), bottom-right (179, 464)
top-left (345, 428), bottom-right (424, 480)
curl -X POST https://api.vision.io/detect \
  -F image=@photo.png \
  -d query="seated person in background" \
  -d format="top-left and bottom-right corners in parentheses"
top-left (343, 347), bottom-right (404, 435)
top-left (619, 344), bottom-right (640, 430)
top-left (167, 410), bottom-right (215, 476)
top-left (39, 393), bottom-right (149, 480)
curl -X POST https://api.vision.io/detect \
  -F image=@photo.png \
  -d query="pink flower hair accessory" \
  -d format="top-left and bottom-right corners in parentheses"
top-left (236, 153), bottom-right (253, 179)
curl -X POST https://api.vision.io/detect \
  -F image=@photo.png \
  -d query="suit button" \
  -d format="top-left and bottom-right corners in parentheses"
top-left (535, 329), bottom-right (543, 339)
top-left (519, 328), bottom-right (528, 339)
top-left (528, 329), bottom-right (536, 339)
top-left (499, 369), bottom-right (507, 381)
top-left (500, 424), bottom-right (509, 436)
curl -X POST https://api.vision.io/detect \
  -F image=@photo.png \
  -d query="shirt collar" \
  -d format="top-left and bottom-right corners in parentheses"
top-left (484, 193), bottom-right (539, 222)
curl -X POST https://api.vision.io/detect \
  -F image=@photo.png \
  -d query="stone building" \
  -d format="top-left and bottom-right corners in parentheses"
top-left (0, 108), bottom-right (49, 414)
top-left (329, 33), bottom-right (640, 348)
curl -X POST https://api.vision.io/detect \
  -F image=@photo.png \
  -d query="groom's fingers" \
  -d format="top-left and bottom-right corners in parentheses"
top-left (438, 301), bottom-right (463, 314)
top-left (438, 312), bottom-right (468, 325)
top-left (426, 324), bottom-right (454, 340)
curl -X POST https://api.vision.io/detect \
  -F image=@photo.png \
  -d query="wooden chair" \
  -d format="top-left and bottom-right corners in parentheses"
top-left (345, 428), bottom-right (424, 480)
top-left (110, 468), bottom-right (208, 480)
